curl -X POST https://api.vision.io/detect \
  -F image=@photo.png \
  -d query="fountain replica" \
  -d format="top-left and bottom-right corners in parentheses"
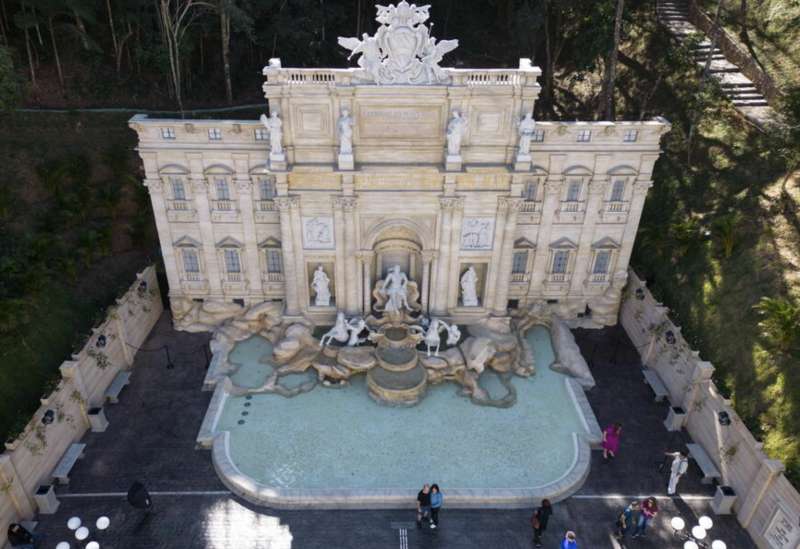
top-left (129, 1), bottom-right (669, 507)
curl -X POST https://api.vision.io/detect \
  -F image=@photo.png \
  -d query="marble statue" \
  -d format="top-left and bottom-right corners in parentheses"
top-left (422, 318), bottom-right (447, 357)
top-left (379, 265), bottom-right (412, 313)
top-left (320, 312), bottom-right (350, 346)
top-left (338, 1), bottom-right (458, 85)
top-left (445, 323), bottom-right (461, 346)
top-left (346, 317), bottom-right (372, 346)
top-left (338, 108), bottom-right (354, 155)
top-left (517, 112), bottom-right (536, 159)
top-left (461, 265), bottom-right (479, 307)
top-left (446, 110), bottom-right (468, 156)
top-left (260, 112), bottom-right (283, 155)
top-left (311, 265), bottom-right (331, 307)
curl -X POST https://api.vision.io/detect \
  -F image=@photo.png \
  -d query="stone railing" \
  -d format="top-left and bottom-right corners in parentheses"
top-left (621, 269), bottom-right (800, 548)
top-left (687, 0), bottom-right (783, 105)
top-left (0, 266), bottom-right (163, 547)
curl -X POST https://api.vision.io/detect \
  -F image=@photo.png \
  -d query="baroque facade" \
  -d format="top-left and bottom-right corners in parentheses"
top-left (129, 4), bottom-right (669, 327)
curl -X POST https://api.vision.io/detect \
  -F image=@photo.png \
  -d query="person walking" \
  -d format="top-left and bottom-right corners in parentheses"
top-left (614, 500), bottom-right (640, 539)
top-left (530, 498), bottom-right (552, 547)
top-left (430, 484), bottom-right (443, 529)
top-left (602, 423), bottom-right (623, 461)
top-left (632, 497), bottom-right (658, 538)
top-left (665, 451), bottom-right (689, 495)
top-left (560, 530), bottom-right (578, 549)
top-left (416, 483), bottom-right (431, 528)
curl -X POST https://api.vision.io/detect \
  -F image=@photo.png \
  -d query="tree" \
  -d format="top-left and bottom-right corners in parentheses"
top-left (600, 0), bottom-right (624, 120)
top-left (214, 0), bottom-right (253, 104)
top-left (754, 297), bottom-right (800, 353)
top-left (0, 45), bottom-right (20, 109)
top-left (13, 4), bottom-right (38, 86)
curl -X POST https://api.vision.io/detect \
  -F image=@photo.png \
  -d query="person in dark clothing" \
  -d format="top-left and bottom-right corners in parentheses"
top-left (416, 483), bottom-right (431, 528)
top-left (7, 523), bottom-right (36, 548)
top-left (530, 498), bottom-right (552, 547)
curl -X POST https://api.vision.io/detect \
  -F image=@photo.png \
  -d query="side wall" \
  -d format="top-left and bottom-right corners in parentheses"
top-left (620, 269), bottom-right (800, 549)
top-left (0, 266), bottom-right (163, 547)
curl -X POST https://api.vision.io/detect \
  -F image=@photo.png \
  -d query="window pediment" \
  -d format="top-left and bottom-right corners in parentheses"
top-left (258, 237), bottom-right (282, 248)
top-left (173, 235), bottom-right (202, 248)
top-left (607, 164), bottom-right (637, 176)
top-left (592, 236), bottom-right (621, 249)
top-left (514, 237), bottom-right (537, 249)
top-left (216, 236), bottom-right (243, 248)
top-left (204, 163), bottom-right (234, 175)
top-left (549, 237), bottom-right (578, 249)
top-left (159, 164), bottom-right (189, 175)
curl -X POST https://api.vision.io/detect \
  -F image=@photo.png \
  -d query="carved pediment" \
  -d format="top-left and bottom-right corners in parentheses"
top-left (173, 235), bottom-right (202, 248)
top-left (514, 237), bottom-right (537, 249)
top-left (549, 237), bottom-right (578, 249)
top-left (258, 237), bottom-right (282, 248)
top-left (592, 237), bottom-right (620, 249)
top-left (216, 236), bottom-right (244, 248)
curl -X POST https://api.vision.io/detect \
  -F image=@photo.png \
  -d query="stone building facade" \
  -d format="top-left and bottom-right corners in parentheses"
top-left (129, 22), bottom-right (669, 327)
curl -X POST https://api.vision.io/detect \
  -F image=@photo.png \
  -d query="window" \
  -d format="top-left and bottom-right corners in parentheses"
top-left (224, 249), bottom-right (241, 273)
top-left (532, 129), bottom-right (545, 142)
top-left (259, 178), bottom-right (276, 200)
top-left (182, 248), bottom-right (200, 273)
top-left (161, 127), bottom-right (175, 140)
top-left (623, 129), bottom-right (638, 142)
top-left (170, 177), bottom-right (186, 200)
top-left (512, 251), bottom-right (528, 274)
top-left (255, 128), bottom-right (268, 141)
top-left (576, 129), bottom-right (592, 142)
top-left (593, 250), bottom-right (611, 274)
top-left (215, 178), bottom-right (230, 200)
top-left (610, 179), bottom-right (625, 202)
top-left (566, 180), bottom-right (582, 202)
top-left (552, 250), bottom-right (569, 274)
top-left (524, 181), bottom-right (538, 201)
top-left (208, 127), bottom-right (222, 140)
top-left (266, 249), bottom-right (283, 273)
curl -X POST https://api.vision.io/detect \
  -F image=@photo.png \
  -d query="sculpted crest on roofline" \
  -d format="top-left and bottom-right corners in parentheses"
top-left (337, 1), bottom-right (459, 85)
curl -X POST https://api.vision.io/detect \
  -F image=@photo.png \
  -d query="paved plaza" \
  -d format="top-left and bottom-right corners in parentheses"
top-left (33, 314), bottom-right (757, 548)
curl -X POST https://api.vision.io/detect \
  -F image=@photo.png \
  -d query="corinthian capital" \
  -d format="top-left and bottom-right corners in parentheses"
top-left (274, 196), bottom-right (299, 211)
top-left (499, 197), bottom-right (524, 212)
top-left (439, 196), bottom-right (464, 211)
top-left (421, 250), bottom-right (438, 264)
top-left (333, 196), bottom-right (358, 212)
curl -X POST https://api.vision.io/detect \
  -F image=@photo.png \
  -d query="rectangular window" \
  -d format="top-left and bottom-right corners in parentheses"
top-left (532, 129), bottom-right (545, 142)
top-left (255, 128), bottom-right (268, 141)
top-left (566, 180), bottom-right (582, 202)
top-left (208, 128), bottom-right (222, 140)
top-left (593, 250), bottom-right (611, 274)
top-left (266, 249), bottom-right (283, 273)
top-left (170, 177), bottom-right (186, 200)
top-left (215, 178), bottom-right (230, 200)
top-left (576, 129), bottom-right (592, 142)
top-left (161, 127), bottom-right (175, 140)
top-left (524, 181), bottom-right (538, 201)
top-left (623, 129), bottom-right (638, 142)
top-left (259, 178), bottom-right (276, 200)
top-left (552, 250), bottom-right (569, 274)
top-left (512, 251), bottom-right (528, 274)
top-left (224, 249), bottom-right (241, 273)
top-left (182, 248), bottom-right (200, 273)
top-left (610, 179), bottom-right (625, 202)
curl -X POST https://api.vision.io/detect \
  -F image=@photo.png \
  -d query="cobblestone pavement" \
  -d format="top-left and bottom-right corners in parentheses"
top-left (32, 314), bottom-right (756, 548)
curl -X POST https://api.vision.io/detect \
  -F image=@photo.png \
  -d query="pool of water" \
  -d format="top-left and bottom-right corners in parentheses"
top-left (214, 326), bottom-right (588, 491)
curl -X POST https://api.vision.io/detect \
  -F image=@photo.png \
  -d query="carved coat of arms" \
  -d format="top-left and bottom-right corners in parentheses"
top-left (338, 1), bottom-right (458, 85)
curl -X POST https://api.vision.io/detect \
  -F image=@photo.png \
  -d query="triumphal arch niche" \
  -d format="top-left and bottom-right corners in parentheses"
top-left (129, 1), bottom-right (670, 327)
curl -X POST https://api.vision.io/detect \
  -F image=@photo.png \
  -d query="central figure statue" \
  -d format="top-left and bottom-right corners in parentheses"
top-left (380, 265), bottom-right (412, 313)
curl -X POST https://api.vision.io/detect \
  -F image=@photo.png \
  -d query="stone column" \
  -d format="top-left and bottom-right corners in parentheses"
top-left (492, 197), bottom-right (523, 315)
top-left (332, 199), bottom-right (347, 308)
top-left (447, 198), bottom-right (465, 309)
top-left (0, 454), bottom-right (35, 520)
top-left (341, 197), bottom-right (359, 315)
top-left (275, 197), bottom-right (300, 315)
top-left (234, 173), bottom-right (263, 298)
top-left (357, 251), bottom-right (375, 315)
top-left (288, 198), bottom-right (308, 310)
top-left (484, 199), bottom-right (509, 311)
top-left (569, 176), bottom-right (607, 295)
top-left (432, 197), bottom-right (457, 314)
top-left (421, 250), bottom-right (437, 314)
top-left (189, 175), bottom-right (223, 295)
top-left (530, 177), bottom-right (564, 293)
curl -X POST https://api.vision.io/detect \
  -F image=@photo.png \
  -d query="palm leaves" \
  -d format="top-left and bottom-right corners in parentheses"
top-left (754, 296), bottom-right (800, 352)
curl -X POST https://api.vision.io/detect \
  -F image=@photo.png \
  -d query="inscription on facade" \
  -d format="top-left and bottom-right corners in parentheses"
top-left (358, 105), bottom-right (442, 139)
top-left (765, 505), bottom-right (800, 549)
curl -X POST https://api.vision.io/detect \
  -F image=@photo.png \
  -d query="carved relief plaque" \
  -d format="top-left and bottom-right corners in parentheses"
top-left (302, 216), bottom-right (335, 249)
top-left (460, 217), bottom-right (495, 250)
top-left (765, 505), bottom-right (800, 549)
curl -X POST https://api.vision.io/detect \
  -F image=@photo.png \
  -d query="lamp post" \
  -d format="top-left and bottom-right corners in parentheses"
top-left (670, 515), bottom-right (727, 548)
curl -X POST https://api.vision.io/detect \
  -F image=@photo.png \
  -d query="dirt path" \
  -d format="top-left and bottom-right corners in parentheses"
top-left (761, 171), bottom-right (800, 296)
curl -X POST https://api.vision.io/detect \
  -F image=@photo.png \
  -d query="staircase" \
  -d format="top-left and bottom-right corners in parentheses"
top-left (656, 0), bottom-right (772, 121)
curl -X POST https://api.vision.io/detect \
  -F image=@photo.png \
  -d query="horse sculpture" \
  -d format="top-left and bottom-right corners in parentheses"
top-left (320, 312), bottom-right (350, 347)
top-left (417, 318), bottom-right (460, 357)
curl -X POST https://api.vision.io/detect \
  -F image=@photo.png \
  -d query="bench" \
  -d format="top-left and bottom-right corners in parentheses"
top-left (105, 371), bottom-right (132, 403)
top-left (642, 368), bottom-right (669, 402)
top-left (52, 443), bottom-right (86, 485)
top-left (687, 443), bottom-right (721, 485)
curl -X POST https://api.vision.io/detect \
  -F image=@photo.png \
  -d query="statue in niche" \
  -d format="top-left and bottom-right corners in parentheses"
top-left (338, 108), bottom-right (353, 155)
top-left (446, 110), bottom-right (468, 156)
top-left (379, 265), bottom-right (412, 313)
top-left (259, 111), bottom-right (283, 155)
top-left (461, 265), bottom-right (479, 307)
top-left (311, 265), bottom-right (331, 307)
top-left (517, 112), bottom-right (536, 158)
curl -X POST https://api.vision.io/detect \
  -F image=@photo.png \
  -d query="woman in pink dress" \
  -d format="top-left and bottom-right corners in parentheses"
top-left (602, 422), bottom-right (622, 460)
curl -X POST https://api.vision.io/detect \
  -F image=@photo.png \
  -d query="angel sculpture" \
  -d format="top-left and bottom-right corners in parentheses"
top-left (421, 37), bottom-right (458, 84)
top-left (338, 34), bottom-right (383, 83)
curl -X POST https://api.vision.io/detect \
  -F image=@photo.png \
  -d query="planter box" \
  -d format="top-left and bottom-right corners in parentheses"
top-left (34, 484), bottom-right (60, 514)
top-left (711, 485), bottom-right (736, 515)
top-left (664, 406), bottom-right (687, 432)
top-left (88, 407), bottom-right (109, 433)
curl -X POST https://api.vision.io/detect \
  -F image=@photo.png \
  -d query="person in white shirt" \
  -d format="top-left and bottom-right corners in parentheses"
top-left (665, 451), bottom-right (689, 495)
